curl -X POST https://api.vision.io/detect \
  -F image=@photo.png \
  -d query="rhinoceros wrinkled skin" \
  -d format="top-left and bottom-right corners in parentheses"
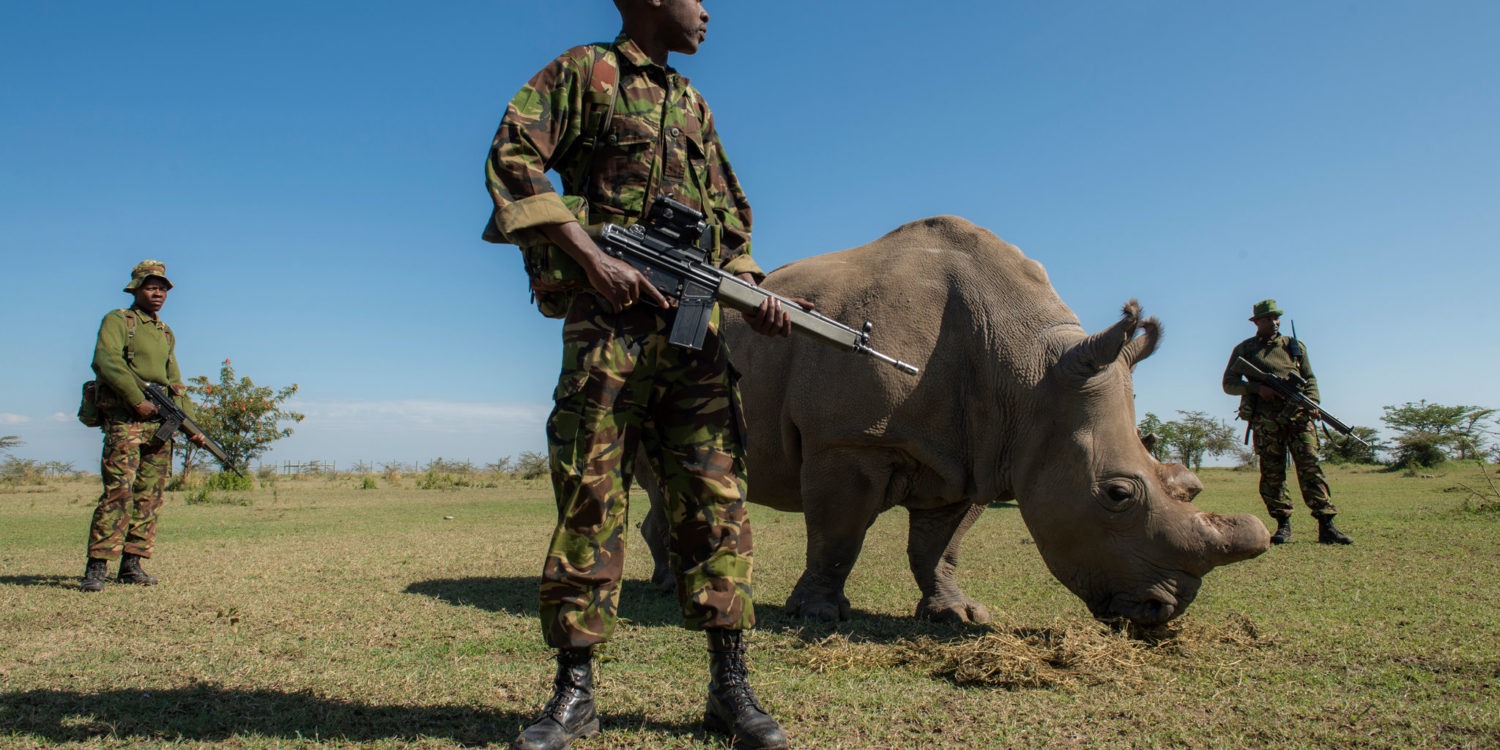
top-left (639, 215), bottom-right (1269, 626)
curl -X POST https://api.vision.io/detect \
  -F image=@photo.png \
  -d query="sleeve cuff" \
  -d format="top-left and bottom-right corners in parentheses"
top-left (499, 193), bottom-right (578, 235)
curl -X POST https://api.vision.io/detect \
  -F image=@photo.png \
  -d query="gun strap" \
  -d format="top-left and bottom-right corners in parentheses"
top-left (575, 42), bottom-right (620, 166)
top-left (118, 307), bottom-right (175, 381)
top-left (119, 308), bottom-right (137, 364)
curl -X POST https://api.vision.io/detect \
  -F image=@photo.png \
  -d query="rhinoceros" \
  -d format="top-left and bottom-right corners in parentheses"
top-left (640, 215), bottom-right (1269, 626)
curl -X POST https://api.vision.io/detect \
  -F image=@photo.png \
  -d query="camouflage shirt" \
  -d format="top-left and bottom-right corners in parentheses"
top-left (484, 33), bottom-right (761, 279)
top-left (92, 306), bottom-right (187, 420)
top-left (1222, 334), bottom-right (1320, 418)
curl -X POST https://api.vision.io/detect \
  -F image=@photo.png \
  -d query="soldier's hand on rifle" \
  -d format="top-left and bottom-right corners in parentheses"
top-left (738, 273), bottom-right (814, 337)
top-left (134, 400), bottom-right (159, 419)
top-left (589, 251), bottom-right (670, 312)
top-left (544, 220), bottom-right (669, 312)
top-left (189, 433), bottom-right (207, 447)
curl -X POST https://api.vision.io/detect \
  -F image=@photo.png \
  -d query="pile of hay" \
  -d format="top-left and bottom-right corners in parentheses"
top-left (794, 614), bottom-right (1272, 690)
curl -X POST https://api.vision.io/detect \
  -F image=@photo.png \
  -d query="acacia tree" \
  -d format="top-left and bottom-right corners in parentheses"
top-left (1136, 413), bottom-right (1174, 462)
top-left (1455, 407), bottom-right (1497, 460)
top-left (1155, 410), bottom-right (1238, 470)
top-left (1318, 426), bottom-right (1384, 465)
top-left (1381, 400), bottom-right (1491, 468)
top-left (182, 359), bottom-right (304, 475)
top-left (0, 435), bottom-right (19, 455)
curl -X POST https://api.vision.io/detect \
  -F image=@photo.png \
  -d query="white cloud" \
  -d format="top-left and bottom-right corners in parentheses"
top-left (48, 412), bottom-right (73, 422)
top-left (0, 413), bottom-right (32, 425)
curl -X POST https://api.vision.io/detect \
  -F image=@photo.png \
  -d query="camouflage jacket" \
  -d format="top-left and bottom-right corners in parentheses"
top-left (1222, 334), bottom-right (1320, 421)
top-left (92, 306), bottom-right (189, 421)
top-left (484, 34), bottom-right (761, 280)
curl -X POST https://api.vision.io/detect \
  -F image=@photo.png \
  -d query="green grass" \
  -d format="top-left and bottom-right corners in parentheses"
top-left (2, 465), bottom-right (1497, 748)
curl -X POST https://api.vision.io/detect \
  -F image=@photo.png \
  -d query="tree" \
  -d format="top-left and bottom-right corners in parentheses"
top-left (516, 450), bottom-right (549, 480)
top-left (1380, 400), bottom-right (1490, 468)
top-left (0, 435), bottom-right (20, 455)
top-left (1455, 407), bottom-right (1496, 461)
top-left (183, 359), bottom-right (304, 474)
top-left (1318, 426), bottom-right (1384, 465)
top-left (1136, 413), bottom-right (1173, 462)
top-left (42, 460), bottom-right (78, 476)
top-left (1155, 410), bottom-right (1238, 470)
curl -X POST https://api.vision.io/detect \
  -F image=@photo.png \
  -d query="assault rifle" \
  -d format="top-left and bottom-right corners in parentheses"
top-left (1234, 357), bottom-right (1368, 447)
top-left (599, 197), bottom-right (919, 375)
top-left (132, 373), bottom-right (242, 475)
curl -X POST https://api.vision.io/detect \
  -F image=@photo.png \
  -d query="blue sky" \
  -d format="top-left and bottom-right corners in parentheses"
top-left (3, 1), bottom-right (1496, 470)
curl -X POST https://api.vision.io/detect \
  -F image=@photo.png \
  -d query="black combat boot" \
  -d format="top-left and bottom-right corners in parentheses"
top-left (1317, 516), bottom-right (1353, 545)
top-left (511, 647), bottom-right (599, 750)
top-left (705, 629), bottom-right (788, 750)
top-left (80, 558), bottom-right (109, 593)
top-left (117, 553), bottom-right (159, 585)
top-left (1269, 517), bottom-right (1292, 545)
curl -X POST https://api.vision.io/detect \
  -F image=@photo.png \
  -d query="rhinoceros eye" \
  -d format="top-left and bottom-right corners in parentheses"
top-left (1097, 478), bottom-right (1141, 512)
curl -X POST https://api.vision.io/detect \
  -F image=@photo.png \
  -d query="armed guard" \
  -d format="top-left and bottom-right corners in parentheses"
top-left (79, 260), bottom-right (207, 592)
top-left (483, 1), bottom-right (794, 748)
top-left (1222, 299), bottom-right (1353, 546)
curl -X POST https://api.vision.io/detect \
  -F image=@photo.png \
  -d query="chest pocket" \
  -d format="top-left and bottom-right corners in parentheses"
top-left (591, 117), bottom-right (657, 213)
top-left (682, 116), bottom-right (709, 184)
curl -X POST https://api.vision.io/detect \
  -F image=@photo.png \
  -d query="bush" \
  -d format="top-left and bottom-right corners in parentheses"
top-left (417, 469), bottom-right (479, 490)
top-left (1393, 435), bottom-right (1450, 470)
top-left (1455, 462), bottom-right (1500, 514)
top-left (0, 456), bottom-right (45, 485)
top-left (516, 451), bottom-right (549, 480)
top-left (184, 486), bottom-right (253, 506)
top-left (205, 471), bottom-right (255, 492)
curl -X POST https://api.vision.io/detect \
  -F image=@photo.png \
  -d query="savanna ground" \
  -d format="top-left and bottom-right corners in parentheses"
top-left (2, 463), bottom-right (1497, 749)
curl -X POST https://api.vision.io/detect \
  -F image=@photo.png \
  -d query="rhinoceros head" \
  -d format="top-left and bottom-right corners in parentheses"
top-left (1016, 301), bottom-right (1270, 626)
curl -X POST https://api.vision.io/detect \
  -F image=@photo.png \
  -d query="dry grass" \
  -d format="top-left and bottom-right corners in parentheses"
top-left (3, 465), bottom-right (1499, 748)
top-left (796, 613), bottom-right (1273, 690)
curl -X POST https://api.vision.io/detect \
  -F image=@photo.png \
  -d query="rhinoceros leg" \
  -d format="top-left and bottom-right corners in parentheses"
top-left (908, 502), bottom-right (992, 624)
top-left (633, 448), bottom-right (676, 592)
top-left (785, 448), bottom-right (891, 622)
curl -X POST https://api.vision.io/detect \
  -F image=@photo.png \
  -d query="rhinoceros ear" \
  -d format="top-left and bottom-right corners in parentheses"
top-left (1061, 300), bottom-right (1142, 377)
top-left (1122, 316), bottom-right (1162, 371)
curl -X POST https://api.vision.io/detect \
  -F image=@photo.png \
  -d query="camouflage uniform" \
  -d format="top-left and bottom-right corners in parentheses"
top-left (486, 35), bottom-right (763, 649)
top-left (88, 262), bottom-right (188, 561)
top-left (1222, 332), bottom-right (1337, 519)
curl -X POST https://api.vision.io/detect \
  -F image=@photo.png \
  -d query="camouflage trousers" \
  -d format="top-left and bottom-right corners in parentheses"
top-left (540, 293), bottom-right (755, 649)
top-left (88, 421), bottom-right (173, 559)
top-left (1252, 416), bottom-right (1337, 518)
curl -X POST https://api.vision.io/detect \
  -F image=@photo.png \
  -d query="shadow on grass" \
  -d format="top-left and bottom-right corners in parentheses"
top-left (0, 573), bottom-right (79, 589)
top-left (405, 576), bottom-right (687, 629)
top-left (405, 576), bottom-right (994, 645)
top-left (0, 686), bottom-right (699, 747)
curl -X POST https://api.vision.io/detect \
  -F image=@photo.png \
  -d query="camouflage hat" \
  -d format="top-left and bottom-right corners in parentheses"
top-left (123, 260), bottom-right (173, 292)
top-left (1249, 298), bottom-right (1283, 320)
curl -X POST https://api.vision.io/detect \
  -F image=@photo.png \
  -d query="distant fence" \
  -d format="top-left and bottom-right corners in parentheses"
top-left (278, 461), bottom-right (336, 475)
